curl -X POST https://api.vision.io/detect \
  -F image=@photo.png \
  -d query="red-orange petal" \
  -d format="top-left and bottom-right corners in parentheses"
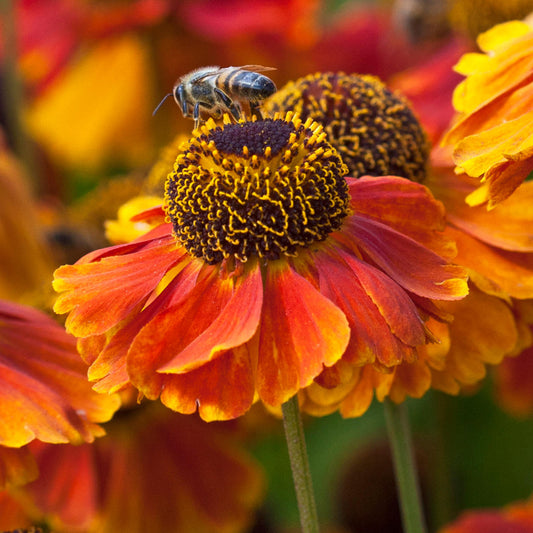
top-left (53, 232), bottom-right (184, 337)
top-left (347, 176), bottom-right (453, 254)
top-left (341, 215), bottom-right (468, 300)
top-left (314, 248), bottom-right (422, 368)
top-left (128, 261), bottom-right (261, 377)
top-left (256, 261), bottom-right (350, 407)
top-left (158, 346), bottom-right (256, 421)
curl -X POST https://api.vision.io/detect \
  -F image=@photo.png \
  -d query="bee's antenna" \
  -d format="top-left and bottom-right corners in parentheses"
top-left (152, 93), bottom-right (172, 117)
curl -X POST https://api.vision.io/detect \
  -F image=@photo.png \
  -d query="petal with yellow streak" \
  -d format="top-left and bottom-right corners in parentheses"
top-left (256, 261), bottom-right (350, 407)
top-left (54, 233), bottom-right (182, 337)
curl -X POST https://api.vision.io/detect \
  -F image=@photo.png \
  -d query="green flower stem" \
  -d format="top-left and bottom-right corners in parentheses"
top-left (384, 399), bottom-right (427, 533)
top-left (282, 395), bottom-right (320, 533)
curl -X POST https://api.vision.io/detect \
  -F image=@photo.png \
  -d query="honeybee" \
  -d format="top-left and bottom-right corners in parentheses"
top-left (154, 65), bottom-right (277, 128)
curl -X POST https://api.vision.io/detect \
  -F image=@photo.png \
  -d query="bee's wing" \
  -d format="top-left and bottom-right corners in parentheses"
top-left (188, 67), bottom-right (223, 84)
top-left (237, 65), bottom-right (277, 72)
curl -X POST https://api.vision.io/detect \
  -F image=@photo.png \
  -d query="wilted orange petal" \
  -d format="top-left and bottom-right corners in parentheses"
top-left (256, 261), bottom-right (350, 407)
top-left (54, 233), bottom-right (183, 337)
top-left (484, 150), bottom-right (533, 208)
top-left (342, 215), bottom-right (468, 300)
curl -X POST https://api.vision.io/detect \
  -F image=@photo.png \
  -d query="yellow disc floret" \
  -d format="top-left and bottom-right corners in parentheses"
top-left (164, 113), bottom-right (350, 264)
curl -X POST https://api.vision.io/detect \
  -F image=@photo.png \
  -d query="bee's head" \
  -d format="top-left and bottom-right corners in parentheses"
top-left (174, 84), bottom-right (188, 116)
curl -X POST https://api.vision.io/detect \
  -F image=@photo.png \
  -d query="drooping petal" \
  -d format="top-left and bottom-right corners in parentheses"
top-left (127, 264), bottom-right (262, 420)
top-left (314, 248), bottom-right (424, 368)
top-left (54, 233), bottom-right (184, 337)
top-left (431, 288), bottom-right (518, 391)
top-left (341, 215), bottom-right (468, 300)
top-left (158, 346), bottom-right (256, 421)
top-left (346, 176), bottom-right (454, 255)
top-left (128, 261), bottom-right (262, 376)
top-left (256, 261), bottom-right (350, 407)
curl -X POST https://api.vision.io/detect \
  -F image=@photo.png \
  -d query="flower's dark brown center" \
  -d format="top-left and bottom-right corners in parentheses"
top-left (164, 114), bottom-right (350, 264)
top-left (264, 72), bottom-right (429, 183)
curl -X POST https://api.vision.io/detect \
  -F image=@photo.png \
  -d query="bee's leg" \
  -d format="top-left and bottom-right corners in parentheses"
top-left (250, 102), bottom-right (264, 120)
top-left (214, 88), bottom-right (241, 121)
top-left (193, 102), bottom-right (201, 129)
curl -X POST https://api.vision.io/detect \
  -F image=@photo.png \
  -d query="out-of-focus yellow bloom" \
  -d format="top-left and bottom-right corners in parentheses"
top-left (26, 35), bottom-right (155, 170)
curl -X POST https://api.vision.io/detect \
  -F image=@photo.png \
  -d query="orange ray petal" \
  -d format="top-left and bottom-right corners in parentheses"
top-left (341, 215), bottom-right (468, 300)
top-left (484, 151), bottom-right (533, 208)
top-left (428, 169), bottom-right (533, 252)
top-left (54, 233), bottom-right (184, 337)
top-left (158, 346), bottom-right (256, 421)
top-left (128, 262), bottom-right (262, 380)
top-left (256, 261), bottom-right (350, 407)
top-left (346, 176), bottom-right (453, 254)
top-left (432, 288), bottom-right (517, 390)
top-left (86, 261), bottom-right (203, 393)
top-left (314, 250), bottom-right (422, 367)
top-left (447, 226), bottom-right (533, 299)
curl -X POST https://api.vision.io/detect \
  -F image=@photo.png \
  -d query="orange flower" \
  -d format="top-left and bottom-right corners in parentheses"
top-left (53, 113), bottom-right (467, 421)
top-left (265, 71), bottom-right (533, 416)
top-left (441, 20), bottom-right (533, 208)
top-left (2, 404), bottom-right (264, 533)
top-left (0, 300), bottom-right (120, 488)
top-left (439, 495), bottom-right (533, 533)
